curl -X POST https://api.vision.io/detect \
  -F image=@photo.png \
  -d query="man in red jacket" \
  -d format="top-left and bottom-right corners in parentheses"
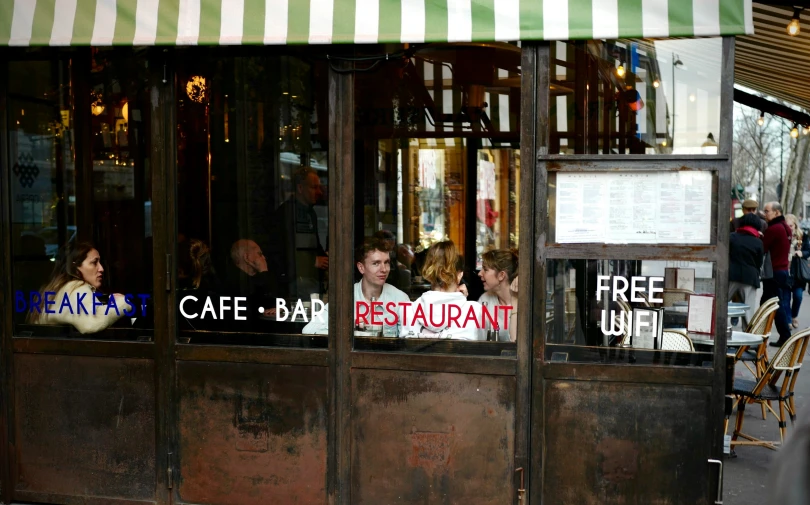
top-left (762, 202), bottom-right (793, 347)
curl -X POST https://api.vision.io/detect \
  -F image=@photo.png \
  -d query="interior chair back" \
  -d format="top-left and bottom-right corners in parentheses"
top-left (661, 329), bottom-right (695, 352)
top-left (662, 288), bottom-right (694, 307)
top-left (638, 292), bottom-right (654, 308)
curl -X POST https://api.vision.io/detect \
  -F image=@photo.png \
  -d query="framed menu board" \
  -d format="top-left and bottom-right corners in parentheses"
top-left (555, 171), bottom-right (712, 244)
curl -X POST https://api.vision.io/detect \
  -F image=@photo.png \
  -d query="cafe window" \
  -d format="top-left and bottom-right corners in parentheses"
top-left (550, 37), bottom-right (722, 155)
top-left (7, 49), bottom-right (153, 341)
top-left (175, 48), bottom-right (329, 346)
top-left (350, 43), bottom-right (521, 356)
top-left (546, 259), bottom-right (719, 366)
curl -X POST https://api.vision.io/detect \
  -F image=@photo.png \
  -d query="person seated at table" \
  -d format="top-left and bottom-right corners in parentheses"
top-left (401, 241), bottom-right (485, 340)
top-left (225, 239), bottom-right (278, 321)
top-left (29, 241), bottom-right (126, 334)
top-left (302, 238), bottom-right (409, 335)
top-left (478, 249), bottom-right (519, 342)
top-left (177, 238), bottom-right (225, 330)
top-left (373, 230), bottom-right (411, 292)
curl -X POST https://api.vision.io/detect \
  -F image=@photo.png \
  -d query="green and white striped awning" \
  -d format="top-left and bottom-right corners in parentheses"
top-left (0, 0), bottom-right (754, 46)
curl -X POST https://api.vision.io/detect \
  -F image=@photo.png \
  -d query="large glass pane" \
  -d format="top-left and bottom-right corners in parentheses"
top-left (8, 50), bottom-right (153, 340)
top-left (350, 43), bottom-right (521, 356)
top-left (175, 49), bottom-right (329, 346)
top-left (550, 38), bottom-right (722, 155)
top-left (545, 259), bottom-right (719, 366)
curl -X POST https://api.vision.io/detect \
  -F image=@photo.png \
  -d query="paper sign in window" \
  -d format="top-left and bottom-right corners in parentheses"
top-left (555, 171), bottom-right (712, 244)
top-left (687, 294), bottom-right (716, 335)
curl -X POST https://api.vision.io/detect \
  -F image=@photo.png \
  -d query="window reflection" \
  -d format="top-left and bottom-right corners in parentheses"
top-left (176, 50), bottom-right (330, 344)
top-left (8, 50), bottom-right (153, 339)
top-left (546, 259), bottom-right (716, 366)
top-left (352, 43), bottom-right (521, 354)
top-left (550, 38), bottom-right (721, 155)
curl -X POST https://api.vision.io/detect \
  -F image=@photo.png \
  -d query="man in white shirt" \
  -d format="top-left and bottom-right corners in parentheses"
top-left (302, 239), bottom-right (409, 334)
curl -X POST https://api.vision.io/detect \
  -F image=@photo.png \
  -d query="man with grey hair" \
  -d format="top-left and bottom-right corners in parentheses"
top-left (762, 201), bottom-right (793, 346)
top-left (226, 239), bottom-right (277, 321)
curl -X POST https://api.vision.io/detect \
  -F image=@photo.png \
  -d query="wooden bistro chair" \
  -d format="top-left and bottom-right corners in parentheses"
top-left (735, 298), bottom-right (779, 380)
top-left (730, 328), bottom-right (810, 451)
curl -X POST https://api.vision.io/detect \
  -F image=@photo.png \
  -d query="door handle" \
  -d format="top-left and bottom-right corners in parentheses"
top-left (708, 459), bottom-right (723, 504)
top-left (515, 467), bottom-right (525, 505)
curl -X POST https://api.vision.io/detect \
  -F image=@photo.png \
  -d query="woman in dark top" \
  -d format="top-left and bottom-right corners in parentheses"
top-left (786, 214), bottom-right (810, 328)
top-left (729, 213), bottom-right (764, 324)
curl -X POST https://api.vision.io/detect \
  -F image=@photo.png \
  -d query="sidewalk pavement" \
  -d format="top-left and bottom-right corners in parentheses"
top-left (723, 289), bottom-right (810, 505)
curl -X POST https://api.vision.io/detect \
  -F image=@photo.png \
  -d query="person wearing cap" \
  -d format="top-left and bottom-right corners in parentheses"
top-left (731, 199), bottom-right (768, 233)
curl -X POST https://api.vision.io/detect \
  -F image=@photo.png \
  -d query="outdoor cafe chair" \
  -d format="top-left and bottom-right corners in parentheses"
top-left (744, 297), bottom-right (779, 334)
top-left (735, 299), bottom-right (779, 380)
top-left (730, 328), bottom-right (810, 451)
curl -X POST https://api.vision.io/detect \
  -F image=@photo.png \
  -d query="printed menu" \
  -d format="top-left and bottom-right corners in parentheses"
top-left (556, 172), bottom-right (712, 244)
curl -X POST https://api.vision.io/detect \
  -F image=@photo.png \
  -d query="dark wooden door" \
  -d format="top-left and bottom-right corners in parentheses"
top-left (0, 49), bottom-right (170, 505)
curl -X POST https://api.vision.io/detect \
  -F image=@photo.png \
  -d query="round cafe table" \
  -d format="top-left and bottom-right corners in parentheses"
top-left (688, 331), bottom-right (763, 348)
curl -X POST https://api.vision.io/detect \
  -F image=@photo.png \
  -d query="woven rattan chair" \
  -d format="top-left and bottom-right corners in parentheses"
top-left (661, 329), bottom-right (695, 352)
top-left (735, 299), bottom-right (779, 379)
top-left (744, 297), bottom-right (779, 334)
top-left (662, 288), bottom-right (695, 307)
top-left (731, 328), bottom-right (810, 450)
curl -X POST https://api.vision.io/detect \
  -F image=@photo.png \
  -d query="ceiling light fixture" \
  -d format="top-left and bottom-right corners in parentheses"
top-left (788, 7), bottom-right (804, 36)
top-left (791, 124), bottom-right (800, 138)
top-left (652, 79), bottom-right (660, 88)
top-left (757, 111), bottom-right (765, 126)
top-left (616, 62), bottom-right (626, 78)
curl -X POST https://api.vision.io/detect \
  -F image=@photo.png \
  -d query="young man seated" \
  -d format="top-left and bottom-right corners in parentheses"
top-left (301, 239), bottom-right (409, 335)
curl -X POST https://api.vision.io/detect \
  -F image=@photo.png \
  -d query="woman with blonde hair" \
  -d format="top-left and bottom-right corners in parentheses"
top-left (177, 238), bottom-right (218, 291)
top-left (478, 249), bottom-right (519, 342)
top-left (786, 214), bottom-right (810, 328)
top-left (400, 241), bottom-right (484, 340)
top-left (29, 241), bottom-right (126, 334)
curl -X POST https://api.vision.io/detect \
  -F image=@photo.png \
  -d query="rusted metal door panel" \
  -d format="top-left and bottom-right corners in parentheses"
top-left (176, 361), bottom-right (328, 505)
top-left (543, 380), bottom-right (712, 505)
top-left (14, 354), bottom-right (156, 501)
top-left (351, 369), bottom-right (515, 504)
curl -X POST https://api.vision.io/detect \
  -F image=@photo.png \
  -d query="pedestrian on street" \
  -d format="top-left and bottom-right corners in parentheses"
top-left (761, 202), bottom-right (793, 347)
top-left (729, 213), bottom-right (764, 325)
top-left (786, 214), bottom-right (810, 329)
top-left (731, 199), bottom-right (768, 234)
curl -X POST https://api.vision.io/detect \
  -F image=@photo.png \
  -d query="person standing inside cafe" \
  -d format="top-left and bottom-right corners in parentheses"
top-left (267, 166), bottom-right (328, 298)
top-left (762, 202), bottom-right (793, 347)
top-left (728, 213), bottom-right (764, 326)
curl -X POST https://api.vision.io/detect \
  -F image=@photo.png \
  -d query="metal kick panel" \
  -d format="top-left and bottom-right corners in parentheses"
top-left (177, 361), bottom-right (328, 505)
top-left (14, 354), bottom-right (156, 501)
top-left (351, 369), bottom-right (516, 504)
top-left (543, 379), bottom-right (713, 505)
